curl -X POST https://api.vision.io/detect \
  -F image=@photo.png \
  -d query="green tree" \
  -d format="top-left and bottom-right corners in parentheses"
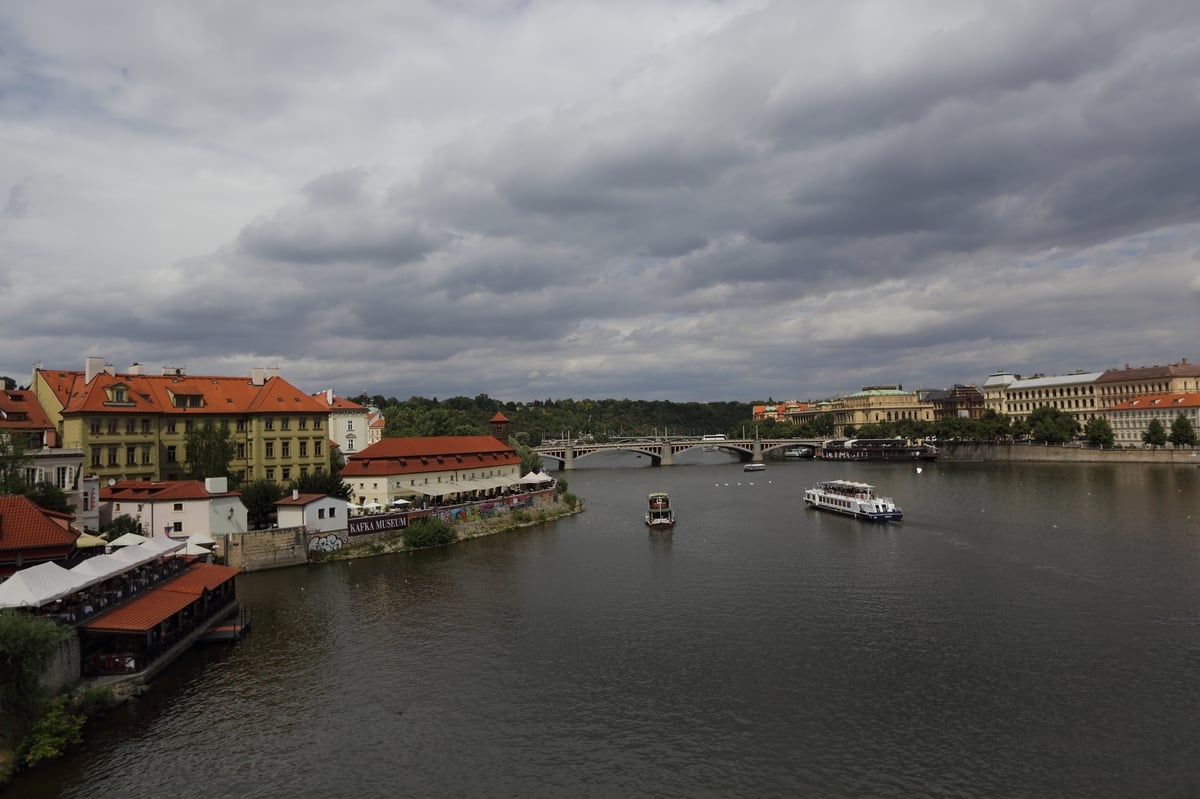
top-left (0, 429), bottom-right (32, 494)
top-left (0, 611), bottom-right (69, 734)
top-left (1169, 413), bottom-right (1198, 447)
top-left (241, 480), bottom-right (284, 529)
top-left (290, 469), bottom-right (351, 500)
top-left (1084, 416), bottom-right (1115, 449)
top-left (19, 482), bottom-right (75, 515)
top-left (508, 437), bottom-right (543, 476)
top-left (1028, 406), bottom-right (1078, 444)
top-left (403, 516), bottom-right (458, 549)
top-left (103, 514), bottom-right (143, 538)
top-left (1143, 418), bottom-right (1168, 449)
top-left (184, 424), bottom-right (236, 481)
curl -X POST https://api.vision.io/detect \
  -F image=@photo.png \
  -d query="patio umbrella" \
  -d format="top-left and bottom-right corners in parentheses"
top-left (390, 498), bottom-right (411, 507)
top-left (364, 501), bottom-right (383, 510)
top-left (186, 533), bottom-right (216, 547)
top-left (75, 533), bottom-right (108, 548)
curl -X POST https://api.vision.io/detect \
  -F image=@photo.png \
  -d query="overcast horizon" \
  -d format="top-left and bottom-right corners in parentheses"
top-left (3, 1), bottom-right (1198, 403)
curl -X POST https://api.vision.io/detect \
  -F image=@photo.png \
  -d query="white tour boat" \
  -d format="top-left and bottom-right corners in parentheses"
top-left (803, 479), bottom-right (902, 522)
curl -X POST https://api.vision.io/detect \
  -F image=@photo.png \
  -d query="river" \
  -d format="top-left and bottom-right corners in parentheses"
top-left (11, 453), bottom-right (1200, 798)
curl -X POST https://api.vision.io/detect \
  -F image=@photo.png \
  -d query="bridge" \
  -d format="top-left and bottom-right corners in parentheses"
top-left (533, 438), bottom-right (822, 470)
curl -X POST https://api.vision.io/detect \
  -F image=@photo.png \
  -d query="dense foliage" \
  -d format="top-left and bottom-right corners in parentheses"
top-left (1084, 416), bottom-right (1115, 449)
top-left (0, 611), bottom-right (68, 734)
top-left (184, 424), bottom-right (237, 481)
top-left (404, 517), bottom-right (458, 549)
top-left (103, 514), bottom-right (142, 538)
top-left (289, 468), bottom-right (352, 500)
top-left (241, 479), bottom-right (285, 529)
top-left (1143, 419), bottom-right (1168, 448)
top-left (1169, 413), bottom-right (1198, 447)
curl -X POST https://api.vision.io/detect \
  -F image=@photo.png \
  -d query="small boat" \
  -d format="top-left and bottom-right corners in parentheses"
top-left (645, 492), bottom-right (675, 530)
top-left (743, 462), bottom-right (766, 472)
top-left (803, 479), bottom-right (902, 521)
top-left (783, 447), bottom-right (813, 459)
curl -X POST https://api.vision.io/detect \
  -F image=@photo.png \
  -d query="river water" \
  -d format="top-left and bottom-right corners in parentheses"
top-left (11, 454), bottom-right (1200, 798)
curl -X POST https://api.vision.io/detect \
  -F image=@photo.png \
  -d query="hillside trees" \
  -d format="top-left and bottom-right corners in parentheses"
top-left (1028, 406), bottom-right (1079, 444)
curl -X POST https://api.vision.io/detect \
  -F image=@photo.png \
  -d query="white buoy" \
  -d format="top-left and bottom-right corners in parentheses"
top-left (916, 467), bottom-right (923, 474)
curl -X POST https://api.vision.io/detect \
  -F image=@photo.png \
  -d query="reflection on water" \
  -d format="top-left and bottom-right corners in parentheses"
top-left (12, 458), bottom-right (1200, 798)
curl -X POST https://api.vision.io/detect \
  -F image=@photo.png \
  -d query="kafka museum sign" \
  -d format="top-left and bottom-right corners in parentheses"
top-left (348, 512), bottom-right (408, 537)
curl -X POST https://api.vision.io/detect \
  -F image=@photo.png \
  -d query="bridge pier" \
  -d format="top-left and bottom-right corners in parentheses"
top-left (659, 446), bottom-right (673, 467)
top-left (563, 445), bottom-right (575, 470)
top-left (753, 442), bottom-right (764, 461)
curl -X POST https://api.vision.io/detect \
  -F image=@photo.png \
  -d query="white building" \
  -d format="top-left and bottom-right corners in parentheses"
top-left (1106, 393), bottom-right (1200, 448)
top-left (101, 477), bottom-right (248, 539)
top-left (983, 371), bottom-right (1104, 426)
top-left (314, 390), bottom-right (370, 463)
top-left (274, 491), bottom-right (350, 533)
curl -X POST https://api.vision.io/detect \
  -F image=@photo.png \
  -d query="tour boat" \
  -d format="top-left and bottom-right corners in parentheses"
top-left (743, 462), bottom-right (766, 472)
top-left (816, 438), bottom-right (937, 462)
top-left (645, 492), bottom-right (675, 530)
top-left (803, 479), bottom-right (902, 522)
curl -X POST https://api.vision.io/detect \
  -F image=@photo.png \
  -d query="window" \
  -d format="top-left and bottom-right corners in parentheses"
top-left (172, 521), bottom-right (183, 533)
top-left (236, 419), bottom-right (247, 432)
top-left (91, 448), bottom-right (101, 467)
top-left (347, 420), bottom-right (354, 431)
top-left (282, 467), bottom-right (291, 481)
top-left (347, 438), bottom-right (356, 452)
top-left (266, 468), bottom-right (275, 481)
top-left (126, 419), bottom-right (136, 434)
top-left (300, 441), bottom-right (308, 458)
top-left (318, 508), bottom-right (326, 519)
top-left (185, 419), bottom-right (194, 432)
top-left (282, 441), bottom-right (291, 458)
top-left (167, 421), bottom-right (177, 434)
top-left (237, 443), bottom-right (246, 459)
top-left (141, 419), bottom-right (151, 434)
top-left (300, 466), bottom-right (309, 477)
top-left (107, 447), bottom-right (118, 466)
top-left (281, 417), bottom-right (290, 430)
top-left (173, 502), bottom-right (183, 511)
top-left (264, 418), bottom-right (274, 430)
top-left (166, 445), bottom-right (178, 463)
top-left (107, 419), bottom-right (118, 434)
top-left (315, 440), bottom-right (322, 457)
top-left (54, 466), bottom-right (72, 489)
top-left (126, 446), bottom-right (137, 466)
top-left (89, 418), bottom-right (100, 434)
top-left (142, 446), bottom-right (152, 465)
top-left (299, 417), bottom-right (308, 430)
top-left (313, 417), bottom-right (323, 430)
top-left (266, 441), bottom-right (275, 458)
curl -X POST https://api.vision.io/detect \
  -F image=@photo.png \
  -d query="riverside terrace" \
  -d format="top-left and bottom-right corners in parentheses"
top-left (0, 539), bottom-right (241, 680)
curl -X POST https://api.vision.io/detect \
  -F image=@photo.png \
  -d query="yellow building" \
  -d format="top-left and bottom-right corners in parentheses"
top-left (32, 358), bottom-right (330, 485)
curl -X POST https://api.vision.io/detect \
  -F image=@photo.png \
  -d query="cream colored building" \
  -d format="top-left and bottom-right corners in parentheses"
top-left (983, 371), bottom-right (1103, 427)
top-left (1106, 393), bottom-right (1200, 448)
top-left (341, 435), bottom-right (521, 508)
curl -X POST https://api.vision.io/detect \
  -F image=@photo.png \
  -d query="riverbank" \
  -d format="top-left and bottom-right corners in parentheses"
top-left (316, 495), bottom-right (584, 562)
top-left (938, 442), bottom-right (1200, 465)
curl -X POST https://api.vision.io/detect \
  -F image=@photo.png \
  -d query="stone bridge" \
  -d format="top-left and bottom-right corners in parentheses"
top-left (533, 438), bottom-right (821, 470)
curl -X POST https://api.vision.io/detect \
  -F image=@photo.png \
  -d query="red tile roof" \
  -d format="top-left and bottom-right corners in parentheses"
top-left (274, 492), bottom-right (328, 506)
top-left (101, 480), bottom-right (241, 502)
top-left (1097, 362), bottom-right (1200, 383)
top-left (0, 389), bottom-right (55, 432)
top-left (342, 436), bottom-right (519, 478)
top-left (45, 370), bottom-right (327, 416)
top-left (1108, 392), bottom-right (1200, 411)
top-left (79, 563), bottom-right (239, 633)
top-left (0, 495), bottom-right (80, 551)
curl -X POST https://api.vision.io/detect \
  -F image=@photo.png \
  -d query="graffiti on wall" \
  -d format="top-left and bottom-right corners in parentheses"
top-left (308, 532), bottom-right (347, 554)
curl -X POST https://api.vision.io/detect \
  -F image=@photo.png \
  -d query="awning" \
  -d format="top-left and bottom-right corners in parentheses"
top-left (0, 562), bottom-right (82, 608)
top-left (475, 475), bottom-right (517, 490)
top-left (78, 587), bottom-right (196, 633)
top-left (400, 485), bottom-right (443, 496)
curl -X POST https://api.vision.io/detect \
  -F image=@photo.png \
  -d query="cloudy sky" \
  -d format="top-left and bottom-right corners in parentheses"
top-left (2, 1), bottom-right (1198, 403)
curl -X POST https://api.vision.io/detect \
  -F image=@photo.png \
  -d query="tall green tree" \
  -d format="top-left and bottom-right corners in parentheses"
top-left (104, 514), bottom-right (143, 538)
top-left (0, 611), bottom-right (69, 734)
top-left (241, 480), bottom-right (284, 529)
top-left (1028, 406), bottom-right (1078, 444)
top-left (1169, 413), bottom-right (1198, 447)
top-left (1143, 419), bottom-right (1168, 449)
top-left (1084, 417), bottom-right (1115, 449)
top-left (290, 469), bottom-right (352, 500)
top-left (184, 424), bottom-right (237, 481)
top-left (0, 429), bottom-right (32, 494)
top-left (508, 437), bottom-right (543, 476)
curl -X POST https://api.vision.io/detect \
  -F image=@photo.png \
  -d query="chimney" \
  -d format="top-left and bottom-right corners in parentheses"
top-left (251, 367), bottom-right (266, 386)
top-left (205, 476), bottom-right (228, 494)
top-left (292, 489), bottom-right (299, 501)
top-left (266, 367), bottom-right (281, 381)
top-left (84, 356), bottom-right (105, 384)
top-left (128, 362), bottom-right (144, 376)
top-left (161, 366), bottom-right (186, 376)
top-left (326, 388), bottom-right (334, 405)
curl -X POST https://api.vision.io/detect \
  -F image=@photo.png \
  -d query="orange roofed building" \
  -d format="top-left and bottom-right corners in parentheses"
top-left (342, 435), bottom-right (521, 508)
top-left (0, 494), bottom-right (80, 577)
top-left (32, 357), bottom-right (331, 486)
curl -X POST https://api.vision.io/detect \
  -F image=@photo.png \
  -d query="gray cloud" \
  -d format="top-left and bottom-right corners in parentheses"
top-left (2, 1), bottom-right (1198, 402)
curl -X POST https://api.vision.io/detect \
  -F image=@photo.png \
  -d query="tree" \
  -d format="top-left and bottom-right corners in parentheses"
top-left (184, 424), bottom-right (236, 481)
top-left (290, 469), bottom-right (351, 500)
top-left (0, 429), bottom-right (32, 494)
top-left (241, 480), bottom-right (284, 529)
top-left (104, 514), bottom-right (143, 538)
top-left (1142, 419), bottom-right (1168, 449)
top-left (1084, 417), bottom-right (1115, 449)
top-left (0, 375), bottom-right (15, 390)
top-left (508, 437), bottom-right (543, 476)
top-left (20, 482), bottom-right (75, 515)
top-left (0, 611), bottom-right (69, 734)
top-left (1169, 413), bottom-right (1198, 448)
top-left (1028, 406), bottom-right (1078, 444)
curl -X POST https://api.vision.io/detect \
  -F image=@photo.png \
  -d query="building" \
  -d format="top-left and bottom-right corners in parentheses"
top-left (982, 371), bottom-right (1104, 427)
top-left (32, 358), bottom-right (331, 486)
top-left (0, 494), bottom-right (80, 577)
top-left (1, 387), bottom-right (95, 529)
top-left (1095, 360), bottom-right (1200, 408)
top-left (101, 477), bottom-right (248, 539)
top-left (1106, 393), bottom-right (1200, 448)
top-left (917, 384), bottom-right (985, 421)
top-left (313, 390), bottom-right (369, 461)
top-left (275, 491), bottom-right (350, 533)
top-left (341, 435), bottom-right (522, 508)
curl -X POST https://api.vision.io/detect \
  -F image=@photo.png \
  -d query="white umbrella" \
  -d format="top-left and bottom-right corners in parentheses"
top-left (390, 498), bottom-right (411, 506)
top-left (186, 533), bottom-right (216, 547)
top-left (364, 501), bottom-right (383, 510)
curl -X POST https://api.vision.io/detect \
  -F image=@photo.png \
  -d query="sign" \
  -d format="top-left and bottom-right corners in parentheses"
top-left (348, 512), bottom-right (408, 537)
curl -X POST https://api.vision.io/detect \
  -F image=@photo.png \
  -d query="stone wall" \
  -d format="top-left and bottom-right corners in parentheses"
top-left (940, 443), bottom-right (1200, 465)
top-left (222, 526), bottom-right (310, 572)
